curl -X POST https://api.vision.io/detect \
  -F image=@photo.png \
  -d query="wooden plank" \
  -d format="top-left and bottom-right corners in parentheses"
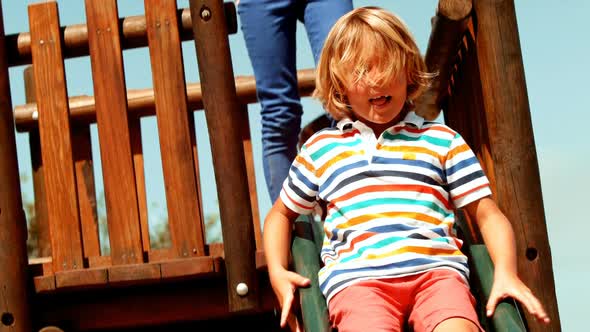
top-left (239, 104), bottom-right (262, 250)
top-left (0, 2), bottom-right (32, 330)
top-left (85, 0), bottom-right (143, 265)
top-left (33, 275), bottom-right (56, 293)
top-left (444, 23), bottom-right (489, 244)
top-left (72, 125), bottom-right (101, 260)
top-left (108, 263), bottom-right (161, 284)
top-left (458, 22), bottom-right (497, 194)
top-left (473, 1), bottom-right (560, 330)
top-left (23, 65), bottom-right (52, 257)
top-left (87, 255), bottom-right (111, 268)
top-left (129, 117), bottom-right (151, 255)
top-left (29, 1), bottom-right (84, 272)
top-left (34, 274), bottom-right (277, 331)
top-left (55, 268), bottom-right (108, 289)
top-left (159, 256), bottom-right (216, 279)
top-left (147, 248), bottom-right (174, 263)
top-left (189, 0), bottom-right (259, 312)
top-left (145, 0), bottom-right (205, 258)
top-left (438, 0), bottom-right (472, 20)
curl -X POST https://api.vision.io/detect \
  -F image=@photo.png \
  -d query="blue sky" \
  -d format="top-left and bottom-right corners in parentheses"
top-left (3, 1), bottom-right (588, 331)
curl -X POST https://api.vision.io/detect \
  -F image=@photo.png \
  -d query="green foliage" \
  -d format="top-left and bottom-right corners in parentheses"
top-left (24, 200), bottom-right (39, 258)
top-left (21, 173), bottom-right (39, 258)
top-left (149, 221), bottom-right (172, 249)
top-left (205, 212), bottom-right (222, 243)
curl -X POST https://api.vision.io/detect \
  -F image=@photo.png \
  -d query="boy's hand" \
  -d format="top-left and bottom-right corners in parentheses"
top-left (487, 272), bottom-right (550, 324)
top-left (269, 267), bottom-right (311, 331)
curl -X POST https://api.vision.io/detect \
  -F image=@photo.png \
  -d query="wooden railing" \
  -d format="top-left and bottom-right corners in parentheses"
top-left (0, 0), bottom-right (562, 331)
top-left (7, 2), bottom-right (315, 326)
top-left (4, 0), bottom-right (289, 317)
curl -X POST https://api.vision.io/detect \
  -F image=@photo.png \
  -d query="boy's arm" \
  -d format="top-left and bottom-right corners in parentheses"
top-left (264, 198), bottom-right (311, 331)
top-left (464, 197), bottom-right (550, 324)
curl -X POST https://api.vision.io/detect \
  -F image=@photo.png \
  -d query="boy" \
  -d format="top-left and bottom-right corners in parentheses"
top-left (263, 7), bottom-right (549, 332)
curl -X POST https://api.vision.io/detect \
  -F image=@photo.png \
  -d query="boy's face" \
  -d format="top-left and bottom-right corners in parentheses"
top-left (345, 70), bottom-right (407, 125)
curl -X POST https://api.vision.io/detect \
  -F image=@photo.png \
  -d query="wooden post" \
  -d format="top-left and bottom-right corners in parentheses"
top-left (189, 0), bottom-right (258, 312)
top-left (144, 0), bottom-right (206, 258)
top-left (473, 0), bottom-right (561, 330)
top-left (29, 1), bottom-right (84, 272)
top-left (415, 0), bottom-right (472, 120)
top-left (0, 3), bottom-right (32, 331)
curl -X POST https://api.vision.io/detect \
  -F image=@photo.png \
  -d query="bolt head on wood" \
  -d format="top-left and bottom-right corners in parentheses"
top-left (236, 282), bottom-right (249, 296)
top-left (200, 7), bottom-right (211, 21)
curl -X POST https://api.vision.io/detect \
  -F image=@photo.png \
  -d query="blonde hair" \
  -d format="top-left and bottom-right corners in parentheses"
top-left (314, 6), bottom-right (434, 120)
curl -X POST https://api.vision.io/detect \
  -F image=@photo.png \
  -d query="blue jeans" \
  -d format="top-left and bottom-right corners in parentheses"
top-left (238, 0), bottom-right (353, 203)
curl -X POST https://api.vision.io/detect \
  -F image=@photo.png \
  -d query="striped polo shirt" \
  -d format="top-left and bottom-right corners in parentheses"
top-left (280, 112), bottom-right (492, 303)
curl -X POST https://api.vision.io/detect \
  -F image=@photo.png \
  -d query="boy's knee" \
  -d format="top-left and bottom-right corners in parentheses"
top-left (432, 317), bottom-right (481, 332)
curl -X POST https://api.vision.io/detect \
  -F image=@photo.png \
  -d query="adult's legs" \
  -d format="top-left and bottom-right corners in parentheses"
top-left (238, 0), bottom-right (302, 202)
top-left (299, 0), bottom-right (353, 128)
top-left (300, 0), bottom-right (353, 64)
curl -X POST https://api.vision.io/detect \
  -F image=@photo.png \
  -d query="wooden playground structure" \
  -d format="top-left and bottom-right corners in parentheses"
top-left (0, 0), bottom-right (561, 331)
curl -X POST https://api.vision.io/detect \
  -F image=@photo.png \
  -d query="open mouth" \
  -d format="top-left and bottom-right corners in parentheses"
top-left (368, 95), bottom-right (392, 106)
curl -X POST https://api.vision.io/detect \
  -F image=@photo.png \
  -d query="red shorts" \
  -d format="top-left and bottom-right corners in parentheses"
top-left (328, 269), bottom-right (483, 332)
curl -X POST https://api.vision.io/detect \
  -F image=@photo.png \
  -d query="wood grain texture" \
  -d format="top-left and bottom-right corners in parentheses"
top-left (189, 0), bottom-right (258, 312)
top-left (108, 264), bottom-right (161, 284)
top-left (0, 2), bottom-right (32, 331)
top-left (29, 2), bottom-right (84, 273)
top-left (33, 275), bottom-right (56, 293)
top-left (437, 0), bottom-right (472, 20)
top-left (159, 256), bottom-right (215, 278)
top-left (145, 0), bottom-right (205, 258)
top-left (473, 0), bottom-right (560, 330)
top-left (33, 273), bottom-right (276, 331)
top-left (85, 0), bottom-right (143, 265)
top-left (415, 12), bottom-right (470, 120)
top-left (55, 268), bottom-right (108, 289)
top-left (444, 20), bottom-right (493, 244)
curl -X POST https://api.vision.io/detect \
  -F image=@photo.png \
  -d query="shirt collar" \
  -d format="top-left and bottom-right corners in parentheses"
top-left (336, 111), bottom-right (425, 132)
